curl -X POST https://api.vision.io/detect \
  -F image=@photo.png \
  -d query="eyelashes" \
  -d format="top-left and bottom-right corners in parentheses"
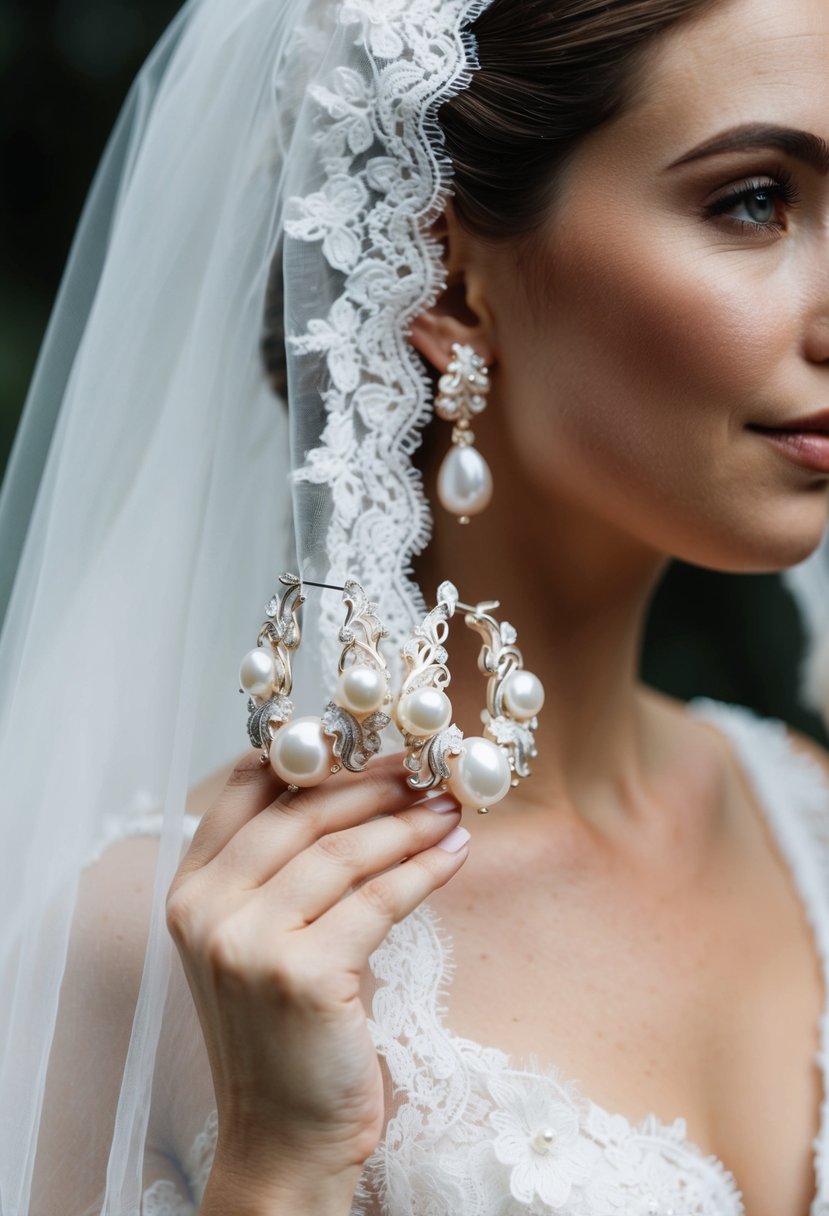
top-left (703, 166), bottom-right (801, 235)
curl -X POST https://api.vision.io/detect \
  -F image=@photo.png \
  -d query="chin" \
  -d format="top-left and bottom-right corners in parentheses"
top-left (679, 498), bottom-right (829, 575)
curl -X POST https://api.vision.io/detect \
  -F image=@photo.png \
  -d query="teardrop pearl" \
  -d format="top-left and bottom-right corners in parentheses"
top-left (437, 445), bottom-right (493, 518)
top-left (396, 688), bottom-right (452, 737)
top-left (270, 716), bottom-right (332, 786)
top-left (446, 736), bottom-right (512, 808)
top-left (335, 665), bottom-right (387, 716)
top-left (503, 670), bottom-right (545, 721)
top-left (239, 646), bottom-right (277, 699)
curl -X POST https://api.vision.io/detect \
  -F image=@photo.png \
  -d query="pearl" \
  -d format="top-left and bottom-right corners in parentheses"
top-left (396, 688), bottom-right (453, 737)
top-left (239, 646), bottom-right (276, 698)
top-left (503, 669), bottom-right (545, 721)
top-left (269, 716), bottom-right (332, 786)
top-left (335, 665), bottom-right (387, 716)
top-left (437, 444), bottom-right (493, 518)
top-left (531, 1126), bottom-right (557, 1154)
top-left (446, 736), bottom-right (512, 808)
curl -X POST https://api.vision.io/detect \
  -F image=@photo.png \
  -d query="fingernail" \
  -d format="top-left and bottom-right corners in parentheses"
top-left (437, 825), bottom-right (471, 853)
top-left (413, 793), bottom-right (461, 814)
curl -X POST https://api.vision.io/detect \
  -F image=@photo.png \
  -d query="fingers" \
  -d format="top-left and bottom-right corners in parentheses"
top-left (202, 753), bottom-right (418, 888)
top-left (178, 751), bottom-right (287, 874)
top-left (305, 826), bottom-right (470, 971)
top-left (259, 794), bottom-right (463, 927)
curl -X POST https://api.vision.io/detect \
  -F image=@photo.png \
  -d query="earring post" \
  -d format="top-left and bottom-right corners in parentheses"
top-left (456, 599), bottom-right (500, 614)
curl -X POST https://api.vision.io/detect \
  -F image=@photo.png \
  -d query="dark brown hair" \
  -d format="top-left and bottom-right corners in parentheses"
top-left (441, 0), bottom-right (713, 239)
top-left (261, 0), bottom-right (714, 391)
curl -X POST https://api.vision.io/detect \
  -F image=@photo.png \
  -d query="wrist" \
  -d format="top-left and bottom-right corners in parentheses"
top-left (201, 1150), bottom-right (361, 1216)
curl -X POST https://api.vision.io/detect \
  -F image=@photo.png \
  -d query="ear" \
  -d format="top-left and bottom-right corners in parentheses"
top-left (408, 201), bottom-right (496, 374)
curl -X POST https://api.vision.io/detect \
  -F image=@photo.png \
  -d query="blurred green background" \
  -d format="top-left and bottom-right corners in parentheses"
top-left (1, 0), bottom-right (825, 744)
top-left (0, 0), bottom-right (180, 478)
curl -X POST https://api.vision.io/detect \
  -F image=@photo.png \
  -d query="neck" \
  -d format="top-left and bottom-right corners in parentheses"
top-left (413, 440), bottom-right (673, 827)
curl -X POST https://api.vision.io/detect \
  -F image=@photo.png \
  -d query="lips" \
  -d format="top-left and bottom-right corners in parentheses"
top-left (749, 408), bottom-right (829, 435)
top-left (748, 423), bottom-right (829, 475)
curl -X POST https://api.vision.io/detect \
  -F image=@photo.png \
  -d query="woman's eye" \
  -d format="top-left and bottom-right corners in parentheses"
top-left (704, 173), bottom-right (799, 234)
top-left (731, 189), bottom-right (776, 225)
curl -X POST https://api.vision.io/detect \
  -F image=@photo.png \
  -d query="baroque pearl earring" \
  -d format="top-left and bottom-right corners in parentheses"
top-left (394, 581), bottom-right (543, 813)
top-left (435, 343), bottom-right (493, 524)
top-left (239, 573), bottom-right (391, 789)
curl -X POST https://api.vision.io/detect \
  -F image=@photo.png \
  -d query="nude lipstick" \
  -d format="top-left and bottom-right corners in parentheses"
top-left (748, 410), bottom-right (829, 475)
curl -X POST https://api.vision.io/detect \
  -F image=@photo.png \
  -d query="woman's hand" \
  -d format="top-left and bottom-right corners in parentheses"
top-left (166, 750), bottom-right (468, 1209)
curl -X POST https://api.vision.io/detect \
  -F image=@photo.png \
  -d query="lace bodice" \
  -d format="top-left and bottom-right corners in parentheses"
top-left (143, 698), bottom-right (829, 1215)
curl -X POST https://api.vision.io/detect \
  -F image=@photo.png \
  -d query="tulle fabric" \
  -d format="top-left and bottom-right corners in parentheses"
top-left (0, 2), bottom-right (302, 1209)
top-left (0, 0), bottom-right (488, 1209)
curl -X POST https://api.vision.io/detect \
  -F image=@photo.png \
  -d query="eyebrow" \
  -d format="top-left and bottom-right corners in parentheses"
top-left (667, 124), bottom-right (829, 175)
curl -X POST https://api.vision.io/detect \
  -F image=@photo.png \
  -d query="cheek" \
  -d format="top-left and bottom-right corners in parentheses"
top-left (491, 223), bottom-right (811, 564)
top-left (506, 223), bottom-right (789, 477)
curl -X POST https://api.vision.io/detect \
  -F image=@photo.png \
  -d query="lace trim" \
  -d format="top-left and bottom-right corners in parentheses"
top-left (356, 697), bottom-right (829, 1214)
top-left (142, 1179), bottom-right (196, 1216)
top-left (687, 696), bottom-right (829, 1213)
top-left (362, 900), bottom-right (743, 1214)
top-left (84, 793), bottom-right (200, 869)
top-left (183, 1108), bottom-right (219, 1206)
top-left (149, 699), bottom-right (829, 1214)
top-left (141, 1110), bottom-right (217, 1213)
top-left (285, 0), bottom-right (491, 682)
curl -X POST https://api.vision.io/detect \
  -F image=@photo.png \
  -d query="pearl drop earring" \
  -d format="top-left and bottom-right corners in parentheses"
top-left (394, 581), bottom-right (544, 813)
top-left (435, 343), bottom-right (493, 524)
top-left (239, 573), bottom-right (391, 789)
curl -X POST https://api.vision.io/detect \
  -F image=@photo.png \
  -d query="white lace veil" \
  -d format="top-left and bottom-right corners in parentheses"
top-left (0, 0), bottom-right (490, 1210)
top-left (1, 0), bottom-right (828, 1211)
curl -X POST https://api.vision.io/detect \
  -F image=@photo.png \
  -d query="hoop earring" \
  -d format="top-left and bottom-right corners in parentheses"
top-left (435, 343), bottom-right (493, 524)
top-left (239, 573), bottom-right (391, 788)
top-left (394, 582), bottom-right (543, 813)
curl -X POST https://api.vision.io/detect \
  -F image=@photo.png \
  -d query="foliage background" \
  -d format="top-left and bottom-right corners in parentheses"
top-left (1, 0), bottom-right (825, 742)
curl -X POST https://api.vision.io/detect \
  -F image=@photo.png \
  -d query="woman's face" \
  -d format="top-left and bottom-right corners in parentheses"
top-left (480, 0), bottom-right (829, 573)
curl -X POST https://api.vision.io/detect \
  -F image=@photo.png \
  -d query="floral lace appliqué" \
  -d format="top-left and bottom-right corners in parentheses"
top-left (284, 0), bottom-right (491, 686)
top-left (352, 699), bottom-right (829, 1215)
top-left (157, 700), bottom-right (829, 1215)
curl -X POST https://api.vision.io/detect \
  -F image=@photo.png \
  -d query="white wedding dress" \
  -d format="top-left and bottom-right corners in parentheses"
top-left (62, 698), bottom-right (829, 1216)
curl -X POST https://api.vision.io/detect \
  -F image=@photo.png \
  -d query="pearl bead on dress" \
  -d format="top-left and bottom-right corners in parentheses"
top-left (269, 715), bottom-right (332, 786)
top-left (239, 646), bottom-right (277, 699)
top-left (335, 665), bottom-right (387, 715)
top-left (397, 688), bottom-right (453, 737)
top-left (446, 735), bottom-right (512, 808)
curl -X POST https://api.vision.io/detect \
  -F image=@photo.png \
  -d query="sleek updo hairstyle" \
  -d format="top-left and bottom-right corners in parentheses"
top-left (261, 0), bottom-right (713, 394)
top-left (441, 0), bottom-right (715, 239)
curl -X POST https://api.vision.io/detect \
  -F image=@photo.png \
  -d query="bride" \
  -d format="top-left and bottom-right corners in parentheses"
top-left (2, 0), bottom-right (829, 1212)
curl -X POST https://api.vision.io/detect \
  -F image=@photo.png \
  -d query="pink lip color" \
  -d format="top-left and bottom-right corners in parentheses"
top-left (751, 427), bottom-right (829, 475)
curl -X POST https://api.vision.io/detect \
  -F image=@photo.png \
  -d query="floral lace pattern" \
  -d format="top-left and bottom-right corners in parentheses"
top-left (144, 698), bottom-right (829, 1214)
top-left (284, 0), bottom-right (491, 684)
top-left (352, 698), bottom-right (829, 1215)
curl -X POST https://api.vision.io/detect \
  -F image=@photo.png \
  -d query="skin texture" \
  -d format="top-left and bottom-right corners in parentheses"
top-left (404, 0), bottom-right (829, 1212)
top-left (412, 0), bottom-right (829, 818)
top-left (155, 2), bottom-right (829, 1214)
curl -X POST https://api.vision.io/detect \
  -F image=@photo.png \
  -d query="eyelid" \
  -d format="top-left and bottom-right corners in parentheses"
top-left (703, 166), bottom-right (799, 209)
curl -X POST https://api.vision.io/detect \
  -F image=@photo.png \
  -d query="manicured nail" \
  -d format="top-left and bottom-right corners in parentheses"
top-left (417, 792), bottom-right (462, 814)
top-left (437, 825), bottom-right (471, 852)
